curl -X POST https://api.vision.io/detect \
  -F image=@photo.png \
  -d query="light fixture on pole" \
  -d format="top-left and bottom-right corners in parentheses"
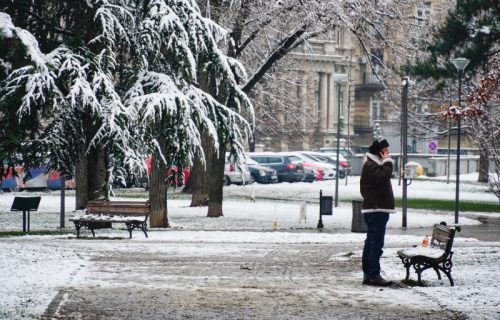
top-left (450, 57), bottom-right (469, 224)
top-left (332, 73), bottom-right (348, 207)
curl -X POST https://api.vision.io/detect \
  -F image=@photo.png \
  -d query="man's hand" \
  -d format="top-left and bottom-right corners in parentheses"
top-left (380, 150), bottom-right (390, 160)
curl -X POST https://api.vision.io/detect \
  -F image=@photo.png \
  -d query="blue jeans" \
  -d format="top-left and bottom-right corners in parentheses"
top-left (362, 212), bottom-right (390, 279)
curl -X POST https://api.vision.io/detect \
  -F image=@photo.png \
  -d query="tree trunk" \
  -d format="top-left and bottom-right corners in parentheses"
top-left (75, 145), bottom-right (88, 210)
top-left (207, 143), bottom-right (225, 217)
top-left (188, 152), bottom-right (209, 206)
top-left (189, 71), bottom-right (212, 206)
top-left (87, 148), bottom-right (107, 200)
top-left (149, 155), bottom-right (169, 227)
top-left (478, 145), bottom-right (490, 183)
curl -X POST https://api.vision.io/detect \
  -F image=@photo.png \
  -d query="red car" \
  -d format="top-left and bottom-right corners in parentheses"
top-left (146, 157), bottom-right (190, 187)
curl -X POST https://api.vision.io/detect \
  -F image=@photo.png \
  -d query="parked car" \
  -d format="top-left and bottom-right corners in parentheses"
top-left (304, 151), bottom-right (351, 178)
top-left (246, 157), bottom-right (278, 184)
top-left (284, 152), bottom-right (337, 180)
top-left (315, 148), bottom-right (356, 158)
top-left (146, 157), bottom-right (189, 188)
top-left (224, 153), bottom-right (253, 186)
top-left (247, 153), bottom-right (305, 183)
top-left (301, 167), bottom-right (318, 183)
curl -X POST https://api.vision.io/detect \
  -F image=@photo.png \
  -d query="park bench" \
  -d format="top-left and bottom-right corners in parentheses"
top-left (70, 200), bottom-right (150, 239)
top-left (397, 221), bottom-right (461, 286)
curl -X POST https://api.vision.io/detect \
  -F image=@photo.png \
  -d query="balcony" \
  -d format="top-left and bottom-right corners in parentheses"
top-left (355, 72), bottom-right (384, 91)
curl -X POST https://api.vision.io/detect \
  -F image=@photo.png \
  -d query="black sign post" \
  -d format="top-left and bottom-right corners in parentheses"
top-left (317, 190), bottom-right (333, 229)
top-left (10, 197), bottom-right (41, 232)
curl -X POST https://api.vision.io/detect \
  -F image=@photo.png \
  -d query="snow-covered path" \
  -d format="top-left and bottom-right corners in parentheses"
top-left (0, 232), bottom-right (498, 319)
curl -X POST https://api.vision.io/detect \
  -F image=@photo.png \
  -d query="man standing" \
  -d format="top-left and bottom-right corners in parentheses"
top-left (360, 139), bottom-right (395, 286)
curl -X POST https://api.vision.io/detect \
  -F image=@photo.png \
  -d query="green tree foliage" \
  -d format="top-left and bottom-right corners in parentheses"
top-left (409, 0), bottom-right (500, 80)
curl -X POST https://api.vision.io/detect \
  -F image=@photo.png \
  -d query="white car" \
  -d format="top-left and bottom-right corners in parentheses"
top-left (281, 152), bottom-right (337, 180)
top-left (307, 152), bottom-right (351, 177)
top-left (224, 153), bottom-right (252, 186)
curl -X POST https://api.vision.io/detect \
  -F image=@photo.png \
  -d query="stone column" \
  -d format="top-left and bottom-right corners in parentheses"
top-left (300, 72), bottom-right (308, 130)
top-left (319, 72), bottom-right (328, 130)
top-left (335, 82), bottom-right (340, 128)
top-left (328, 73), bottom-right (336, 130)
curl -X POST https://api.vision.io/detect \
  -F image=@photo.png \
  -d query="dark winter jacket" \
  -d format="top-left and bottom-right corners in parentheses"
top-left (360, 153), bottom-right (396, 214)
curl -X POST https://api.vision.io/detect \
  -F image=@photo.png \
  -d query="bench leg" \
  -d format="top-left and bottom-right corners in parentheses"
top-left (439, 257), bottom-right (455, 286)
top-left (126, 222), bottom-right (134, 239)
top-left (414, 262), bottom-right (432, 286)
top-left (73, 221), bottom-right (82, 238)
top-left (141, 222), bottom-right (148, 238)
top-left (442, 269), bottom-right (454, 286)
top-left (433, 267), bottom-right (442, 280)
top-left (398, 255), bottom-right (411, 281)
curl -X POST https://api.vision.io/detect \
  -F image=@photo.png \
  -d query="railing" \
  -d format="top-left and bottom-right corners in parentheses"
top-left (362, 72), bottom-right (382, 85)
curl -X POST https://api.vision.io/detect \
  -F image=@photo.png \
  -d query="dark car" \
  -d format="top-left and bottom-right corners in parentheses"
top-left (246, 157), bottom-right (278, 184)
top-left (247, 153), bottom-right (305, 183)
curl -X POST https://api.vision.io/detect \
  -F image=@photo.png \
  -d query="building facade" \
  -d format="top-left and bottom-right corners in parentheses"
top-left (254, 0), bottom-right (455, 153)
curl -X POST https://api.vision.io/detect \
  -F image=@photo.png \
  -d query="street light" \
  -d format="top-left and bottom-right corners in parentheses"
top-left (450, 57), bottom-right (469, 224)
top-left (401, 76), bottom-right (409, 229)
top-left (333, 73), bottom-right (348, 207)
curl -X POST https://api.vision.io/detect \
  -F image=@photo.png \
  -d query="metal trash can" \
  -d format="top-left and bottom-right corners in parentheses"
top-left (351, 200), bottom-right (367, 233)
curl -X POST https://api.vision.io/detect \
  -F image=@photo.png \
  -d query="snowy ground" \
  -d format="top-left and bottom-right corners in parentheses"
top-left (0, 174), bottom-right (498, 319)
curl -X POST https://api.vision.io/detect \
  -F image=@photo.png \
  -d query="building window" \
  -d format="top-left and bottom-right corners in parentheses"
top-left (336, 29), bottom-right (344, 47)
top-left (371, 99), bottom-right (384, 126)
top-left (416, 2), bottom-right (431, 26)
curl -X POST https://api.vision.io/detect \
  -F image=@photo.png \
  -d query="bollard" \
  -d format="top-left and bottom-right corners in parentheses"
top-left (351, 200), bottom-right (367, 233)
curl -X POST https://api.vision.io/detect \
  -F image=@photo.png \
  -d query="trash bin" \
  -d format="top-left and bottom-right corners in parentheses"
top-left (351, 200), bottom-right (367, 233)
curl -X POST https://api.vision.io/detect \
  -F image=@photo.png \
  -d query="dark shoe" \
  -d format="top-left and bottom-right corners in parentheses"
top-left (362, 275), bottom-right (370, 285)
top-left (367, 275), bottom-right (393, 287)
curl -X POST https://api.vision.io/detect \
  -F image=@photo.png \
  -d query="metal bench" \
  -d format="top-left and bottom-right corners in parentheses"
top-left (70, 200), bottom-right (150, 239)
top-left (397, 221), bottom-right (461, 286)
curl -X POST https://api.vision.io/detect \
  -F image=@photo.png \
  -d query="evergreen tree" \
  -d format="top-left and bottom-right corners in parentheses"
top-left (407, 0), bottom-right (499, 184)
top-left (409, 0), bottom-right (499, 80)
top-left (128, 0), bottom-right (252, 221)
top-left (1, 0), bottom-right (253, 225)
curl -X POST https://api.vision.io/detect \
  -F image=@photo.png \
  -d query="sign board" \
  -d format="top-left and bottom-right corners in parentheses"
top-left (428, 140), bottom-right (438, 154)
top-left (10, 196), bottom-right (41, 232)
top-left (11, 197), bottom-right (41, 212)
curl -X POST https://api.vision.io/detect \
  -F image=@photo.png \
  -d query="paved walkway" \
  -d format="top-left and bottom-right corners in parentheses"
top-left (38, 239), bottom-right (464, 320)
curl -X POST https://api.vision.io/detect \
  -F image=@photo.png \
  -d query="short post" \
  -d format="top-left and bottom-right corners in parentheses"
top-left (317, 190), bottom-right (324, 229)
top-left (60, 175), bottom-right (65, 228)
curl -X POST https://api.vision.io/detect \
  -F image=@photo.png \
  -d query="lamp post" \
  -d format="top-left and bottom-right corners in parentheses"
top-left (401, 76), bottom-right (409, 229)
top-left (332, 74), bottom-right (348, 207)
top-left (450, 57), bottom-right (469, 224)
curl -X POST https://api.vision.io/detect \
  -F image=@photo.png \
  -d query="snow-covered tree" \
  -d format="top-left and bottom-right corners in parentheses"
top-left (1, 1), bottom-right (143, 209)
top-left (184, 0), bottom-right (443, 213)
top-left (1, 0), bottom-right (253, 225)
top-left (128, 0), bottom-right (252, 222)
